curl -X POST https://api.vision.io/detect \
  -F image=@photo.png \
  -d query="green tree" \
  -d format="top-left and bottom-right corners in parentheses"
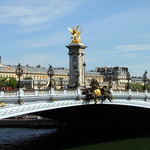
top-left (6, 77), bottom-right (18, 89)
top-left (146, 83), bottom-right (150, 91)
top-left (0, 77), bottom-right (7, 89)
top-left (125, 83), bottom-right (143, 91)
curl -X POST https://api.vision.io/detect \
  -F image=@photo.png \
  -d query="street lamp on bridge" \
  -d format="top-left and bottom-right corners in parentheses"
top-left (15, 63), bottom-right (24, 89)
top-left (47, 65), bottom-right (54, 94)
top-left (104, 69), bottom-right (116, 89)
top-left (15, 63), bottom-right (24, 105)
top-left (143, 70), bottom-right (148, 91)
top-left (83, 61), bottom-right (86, 88)
top-left (126, 70), bottom-right (131, 90)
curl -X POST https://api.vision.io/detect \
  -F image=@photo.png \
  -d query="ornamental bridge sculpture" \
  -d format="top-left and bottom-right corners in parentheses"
top-left (0, 89), bottom-right (150, 127)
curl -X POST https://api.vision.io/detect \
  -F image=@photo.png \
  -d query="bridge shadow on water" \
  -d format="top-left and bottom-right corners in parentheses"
top-left (11, 126), bottom-right (150, 150)
top-left (12, 104), bottom-right (150, 150)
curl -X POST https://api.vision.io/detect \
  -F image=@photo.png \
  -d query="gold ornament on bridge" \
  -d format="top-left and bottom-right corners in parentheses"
top-left (68, 25), bottom-right (83, 44)
top-left (0, 102), bottom-right (6, 107)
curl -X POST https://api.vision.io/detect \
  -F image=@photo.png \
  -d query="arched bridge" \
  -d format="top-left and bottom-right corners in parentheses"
top-left (0, 89), bottom-right (150, 127)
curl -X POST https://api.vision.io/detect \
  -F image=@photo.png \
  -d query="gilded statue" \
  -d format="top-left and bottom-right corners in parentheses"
top-left (68, 25), bottom-right (83, 44)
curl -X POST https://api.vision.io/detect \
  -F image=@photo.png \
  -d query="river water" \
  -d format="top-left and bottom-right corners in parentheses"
top-left (0, 127), bottom-right (150, 150)
top-left (0, 128), bottom-right (57, 150)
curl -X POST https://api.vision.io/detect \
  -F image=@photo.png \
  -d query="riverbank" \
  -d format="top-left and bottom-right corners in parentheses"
top-left (0, 119), bottom-right (61, 128)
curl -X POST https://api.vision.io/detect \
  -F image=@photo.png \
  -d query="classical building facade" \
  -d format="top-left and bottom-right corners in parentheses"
top-left (95, 66), bottom-right (129, 90)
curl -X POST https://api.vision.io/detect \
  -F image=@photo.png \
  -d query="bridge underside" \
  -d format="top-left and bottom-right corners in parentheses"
top-left (33, 104), bottom-right (150, 128)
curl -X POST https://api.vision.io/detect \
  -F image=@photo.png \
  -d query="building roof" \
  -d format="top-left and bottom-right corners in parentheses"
top-left (0, 63), bottom-right (101, 76)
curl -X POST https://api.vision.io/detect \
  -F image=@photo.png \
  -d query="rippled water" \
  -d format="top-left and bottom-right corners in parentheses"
top-left (0, 128), bottom-right (57, 150)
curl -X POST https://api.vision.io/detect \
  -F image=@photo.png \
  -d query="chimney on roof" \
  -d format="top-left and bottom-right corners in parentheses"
top-left (0, 56), bottom-right (1, 64)
top-left (36, 65), bottom-right (41, 68)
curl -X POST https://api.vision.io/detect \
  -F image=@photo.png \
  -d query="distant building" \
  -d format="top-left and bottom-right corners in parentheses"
top-left (95, 66), bottom-right (129, 90)
top-left (131, 76), bottom-right (143, 84)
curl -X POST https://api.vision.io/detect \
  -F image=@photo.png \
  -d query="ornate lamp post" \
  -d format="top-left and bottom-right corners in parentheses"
top-left (15, 63), bottom-right (24, 89)
top-left (15, 63), bottom-right (24, 105)
top-left (143, 70), bottom-right (148, 91)
top-left (47, 65), bottom-right (54, 94)
top-left (83, 62), bottom-right (86, 88)
top-left (105, 70), bottom-right (115, 88)
top-left (126, 70), bottom-right (131, 90)
top-left (59, 78), bottom-right (63, 89)
top-left (75, 69), bottom-right (80, 88)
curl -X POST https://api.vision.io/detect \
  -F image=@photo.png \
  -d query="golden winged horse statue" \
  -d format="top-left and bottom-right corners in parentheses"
top-left (68, 25), bottom-right (83, 44)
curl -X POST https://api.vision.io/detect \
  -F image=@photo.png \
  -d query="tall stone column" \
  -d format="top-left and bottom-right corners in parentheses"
top-left (66, 43), bottom-right (87, 87)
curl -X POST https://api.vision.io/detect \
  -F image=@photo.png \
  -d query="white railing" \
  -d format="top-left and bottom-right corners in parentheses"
top-left (0, 89), bottom-right (81, 97)
top-left (112, 90), bottom-right (148, 96)
top-left (0, 89), bottom-right (149, 98)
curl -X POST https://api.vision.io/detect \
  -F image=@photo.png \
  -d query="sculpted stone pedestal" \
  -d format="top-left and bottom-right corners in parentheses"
top-left (66, 43), bottom-right (87, 87)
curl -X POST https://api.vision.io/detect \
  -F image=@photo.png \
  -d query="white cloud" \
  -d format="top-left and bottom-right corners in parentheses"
top-left (117, 45), bottom-right (150, 52)
top-left (0, 0), bottom-right (82, 26)
top-left (16, 27), bottom-right (45, 33)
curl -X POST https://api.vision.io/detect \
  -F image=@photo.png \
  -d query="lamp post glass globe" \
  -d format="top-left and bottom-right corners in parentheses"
top-left (47, 65), bottom-right (54, 77)
top-left (15, 63), bottom-right (24, 77)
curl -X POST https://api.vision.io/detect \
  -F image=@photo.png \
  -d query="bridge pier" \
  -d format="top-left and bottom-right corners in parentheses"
top-left (35, 90), bottom-right (39, 96)
top-left (16, 89), bottom-right (24, 96)
top-left (128, 89), bottom-right (131, 95)
top-left (76, 87), bottom-right (81, 95)
top-left (49, 88), bottom-right (55, 95)
top-left (0, 91), bottom-right (4, 97)
top-left (145, 90), bottom-right (148, 96)
top-left (64, 90), bottom-right (67, 94)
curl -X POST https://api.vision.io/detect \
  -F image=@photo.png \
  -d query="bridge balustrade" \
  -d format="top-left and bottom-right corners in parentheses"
top-left (24, 90), bottom-right (35, 96)
top-left (0, 89), bottom-right (149, 98)
top-left (38, 90), bottom-right (49, 95)
top-left (0, 90), bottom-right (17, 97)
top-left (112, 90), bottom-right (148, 96)
top-left (54, 90), bottom-right (77, 95)
top-left (0, 89), bottom-right (81, 97)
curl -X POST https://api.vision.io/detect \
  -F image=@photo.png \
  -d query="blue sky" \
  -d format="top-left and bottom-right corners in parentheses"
top-left (0, 0), bottom-right (150, 76)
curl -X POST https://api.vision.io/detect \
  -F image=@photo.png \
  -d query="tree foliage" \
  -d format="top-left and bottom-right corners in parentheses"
top-left (125, 83), bottom-right (150, 91)
top-left (6, 77), bottom-right (18, 89)
top-left (146, 83), bottom-right (150, 91)
top-left (0, 77), bottom-right (18, 89)
top-left (0, 77), bottom-right (7, 88)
